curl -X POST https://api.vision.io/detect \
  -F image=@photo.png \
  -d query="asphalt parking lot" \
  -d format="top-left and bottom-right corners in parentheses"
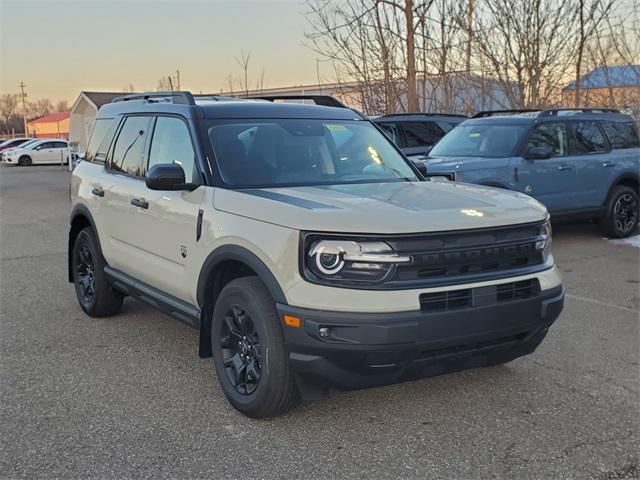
top-left (1, 165), bottom-right (638, 479)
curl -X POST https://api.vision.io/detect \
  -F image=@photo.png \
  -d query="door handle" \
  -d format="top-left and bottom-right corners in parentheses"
top-left (91, 187), bottom-right (104, 197)
top-left (602, 161), bottom-right (615, 168)
top-left (557, 165), bottom-right (573, 171)
top-left (131, 198), bottom-right (149, 209)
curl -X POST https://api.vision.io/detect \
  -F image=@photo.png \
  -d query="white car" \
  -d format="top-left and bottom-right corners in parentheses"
top-left (1, 138), bottom-right (69, 166)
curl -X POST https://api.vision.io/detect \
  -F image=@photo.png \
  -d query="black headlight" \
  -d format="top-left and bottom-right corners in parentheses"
top-left (302, 235), bottom-right (411, 286)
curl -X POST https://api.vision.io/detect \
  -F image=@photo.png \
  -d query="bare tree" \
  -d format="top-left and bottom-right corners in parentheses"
top-left (305, 0), bottom-right (433, 114)
top-left (27, 99), bottom-right (54, 120)
top-left (573, 0), bottom-right (615, 106)
top-left (0, 94), bottom-right (19, 124)
top-left (234, 51), bottom-right (252, 96)
top-left (55, 100), bottom-right (69, 112)
top-left (473, 0), bottom-right (577, 108)
top-left (157, 75), bottom-right (175, 91)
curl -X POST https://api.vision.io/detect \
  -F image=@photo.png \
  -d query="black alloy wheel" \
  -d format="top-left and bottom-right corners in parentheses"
top-left (613, 192), bottom-right (638, 236)
top-left (72, 227), bottom-right (123, 317)
top-left (602, 186), bottom-right (639, 238)
top-left (76, 242), bottom-right (96, 305)
top-left (220, 305), bottom-right (263, 395)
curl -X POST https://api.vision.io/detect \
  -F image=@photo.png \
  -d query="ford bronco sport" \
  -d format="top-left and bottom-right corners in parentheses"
top-left (69, 92), bottom-right (564, 418)
top-left (424, 108), bottom-right (640, 238)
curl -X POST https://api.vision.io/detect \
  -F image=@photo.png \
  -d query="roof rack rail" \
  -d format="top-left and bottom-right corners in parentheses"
top-left (538, 107), bottom-right (620, 116)
top-left (242, 94), bottom-right (349, 109)
top-left (472, 109), bottom-right (540, 118)
top-left (377, 112), bottom-right (468, 119)
top-left (112, 91), bottom-right (196, 105)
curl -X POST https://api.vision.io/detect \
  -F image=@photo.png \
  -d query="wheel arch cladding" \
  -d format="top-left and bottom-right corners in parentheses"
top-left (196, 245), bottom-right (287, 358)
top-left (612, 173), bottom-right (639, 194)
top-left (68, 204), bottom-right (102, 283)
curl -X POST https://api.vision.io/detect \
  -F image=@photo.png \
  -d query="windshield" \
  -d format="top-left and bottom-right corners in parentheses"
top-left (14, 139), bottom-right (38, 150)
top-left (430, 124), bottom-right (529, 158)
top-left (208, 119), bottom-right (417, 188)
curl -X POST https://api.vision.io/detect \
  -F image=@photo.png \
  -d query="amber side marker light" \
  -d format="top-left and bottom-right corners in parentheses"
top-left (283, 315), bottom-right (301, 328)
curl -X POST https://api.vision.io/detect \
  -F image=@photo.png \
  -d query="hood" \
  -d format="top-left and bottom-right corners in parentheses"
top-left (213, 181), bottom-right (547, 234)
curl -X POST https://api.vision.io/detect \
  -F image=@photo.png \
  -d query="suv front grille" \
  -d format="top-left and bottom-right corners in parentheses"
top-left (386, 222), bottom-right (547, 288)
top-left (419, 279), bottom-right (540, 312)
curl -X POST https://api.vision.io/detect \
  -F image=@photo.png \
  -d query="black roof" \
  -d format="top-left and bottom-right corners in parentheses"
top-left (375, 113), bottom-right (467, 122)
top-left (198, 101), bottom-right (362, 120)
top-left (99, 91), bottom-right (364, 121)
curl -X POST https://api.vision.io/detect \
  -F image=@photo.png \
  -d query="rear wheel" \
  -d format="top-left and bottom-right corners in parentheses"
top-left (211, 276), bottom-right (300, 418)
top-left (18, 155), bottom-right (31, 166)
top-left (601, 186), bottom-right (639, 238)
top-left (72, 227), bottom-right (123, 317)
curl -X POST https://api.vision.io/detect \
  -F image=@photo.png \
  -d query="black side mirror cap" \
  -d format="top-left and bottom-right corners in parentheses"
top-left (410, 158), bottom-right (428, 176)
top-left (146, 163), bottom-right (196, 191)
top-left (523, 145), bottom-right (553, 160)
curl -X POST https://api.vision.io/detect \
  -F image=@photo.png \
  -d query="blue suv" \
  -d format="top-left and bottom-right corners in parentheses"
top-left (424, 108), bottom-right (640, 237)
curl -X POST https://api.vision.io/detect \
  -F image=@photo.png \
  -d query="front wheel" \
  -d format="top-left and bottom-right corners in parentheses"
top-left (211, 276), bottom-right (300, 418)
top-left (72, 227), bottom-right (123, 317)
top-left (18, 155), bottom-right (31, 166)
top-left (601, 186), bottom-right (639, 238)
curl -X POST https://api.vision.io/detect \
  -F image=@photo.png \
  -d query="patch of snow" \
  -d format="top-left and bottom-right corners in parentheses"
top-left (608, 234), bottom-right (640, 248)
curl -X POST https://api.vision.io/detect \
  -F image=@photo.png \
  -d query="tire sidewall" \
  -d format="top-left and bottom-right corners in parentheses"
top-left (210, 280), bottom-right (284, 413)
top-left (19, 155), bottom-right (31, 166)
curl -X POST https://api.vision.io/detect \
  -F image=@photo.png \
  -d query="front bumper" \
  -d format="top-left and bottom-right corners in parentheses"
top-left (278, 285), bottom-right (564, 391)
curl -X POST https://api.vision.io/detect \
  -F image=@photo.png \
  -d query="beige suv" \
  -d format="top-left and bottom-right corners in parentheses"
top-left (69, 92), bottom-right (564, 418)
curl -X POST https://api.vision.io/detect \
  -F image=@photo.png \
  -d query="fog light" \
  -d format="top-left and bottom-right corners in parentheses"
top-left (319, 327), bottom-right (331, 338)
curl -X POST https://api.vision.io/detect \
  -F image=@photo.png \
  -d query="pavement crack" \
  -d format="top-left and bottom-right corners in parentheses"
top-left (560, 430), bottom-right (636, 458)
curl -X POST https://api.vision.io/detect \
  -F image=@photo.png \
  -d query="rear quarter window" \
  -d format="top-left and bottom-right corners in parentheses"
top-left (601, 121), bottom-right (640, 149)
top-left (85, 118), bottom-right (117, 164)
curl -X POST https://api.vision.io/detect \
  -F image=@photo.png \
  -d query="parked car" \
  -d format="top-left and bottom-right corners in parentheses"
top-left (374, 113), bottom-right (466, 158)
top-left (424, 108), bottom-right (640, 238)
top-left (0, 137), bottom-right (34, 152)
top-left (68, 92), bottom-right (563, 418)
top-left (1, 138), bottom-right (69, 166)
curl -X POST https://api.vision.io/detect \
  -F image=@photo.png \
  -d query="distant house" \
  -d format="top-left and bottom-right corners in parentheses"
top-left (69, 92), bottom-right (130, 153)
top-left (562, 65), bottom-right (640, 118)
top-left (27, 112), bottom-right (70, 139)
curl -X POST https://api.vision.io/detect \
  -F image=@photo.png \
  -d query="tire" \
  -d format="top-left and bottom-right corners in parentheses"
top-left (211, 276), bottom-right (300, 418)
top-left (18, 155), bottom-right (31, 166)
top-left (601, 186), bottom-right (639, 238)
top-left (72, 227), bottom-right (123, 317)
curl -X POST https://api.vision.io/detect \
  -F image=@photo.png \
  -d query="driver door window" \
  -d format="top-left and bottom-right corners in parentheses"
top-left (148, 116), bottom-right (199, 183)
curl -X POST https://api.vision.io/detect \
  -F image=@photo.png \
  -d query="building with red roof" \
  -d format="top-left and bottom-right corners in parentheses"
top-left (27, 111), bottom-right (70, 139)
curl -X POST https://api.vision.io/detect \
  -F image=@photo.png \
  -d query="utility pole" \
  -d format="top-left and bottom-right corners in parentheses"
top-left (176, 69), bottom-right (181, 91)
top-left (19, 81), bottom-right (28, 135)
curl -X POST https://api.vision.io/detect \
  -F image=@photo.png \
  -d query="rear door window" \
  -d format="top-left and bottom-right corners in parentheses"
top-left (109, 116), bottom-right (150, 176)
top-left (525, 122), bottom-right (569, 156)
top-left (572, 121), bottom-right (608, 154)
top-left (601, 121), bottom-right (640, 149)
top-left (401, 121), bottom-right (445, 147)
top-left (377, 123), bottom-right (404, 147)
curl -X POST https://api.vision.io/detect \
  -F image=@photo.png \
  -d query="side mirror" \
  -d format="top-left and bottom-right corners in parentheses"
top-left (523, 145), bottom-right (553, 160)
top-left (411, 158), bottom-right (428, 176)
top-left (35, 146), bottom-right (42, 151)
top-left (146, 163), bottom-right (195, 191)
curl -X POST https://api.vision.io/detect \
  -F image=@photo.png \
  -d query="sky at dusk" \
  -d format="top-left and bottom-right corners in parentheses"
top-left (1, 0), bottom-right (321, 103)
